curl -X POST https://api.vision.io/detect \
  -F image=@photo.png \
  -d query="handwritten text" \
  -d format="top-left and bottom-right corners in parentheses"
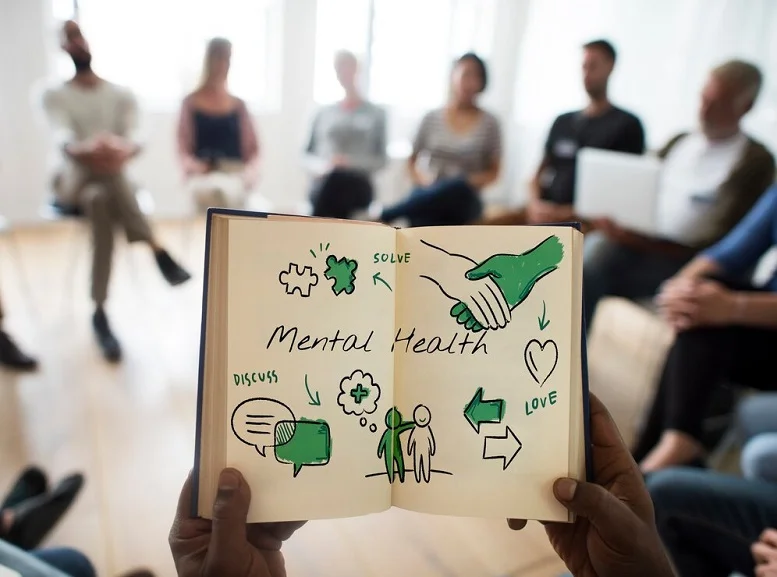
top-left (392, 327), bottom-right (488, 355)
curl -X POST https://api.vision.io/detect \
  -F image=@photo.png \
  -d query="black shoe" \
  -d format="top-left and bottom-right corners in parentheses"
top-left (92, 308), bottom-right (122, 363)
top-left (0, 467), bottom-right (48, 511)
top-left (154, 250), bottom-right (191, 286)
top-left (4, 472), bottom-right (84, 550)
top-left (0, 330), bottom-right (38, 371)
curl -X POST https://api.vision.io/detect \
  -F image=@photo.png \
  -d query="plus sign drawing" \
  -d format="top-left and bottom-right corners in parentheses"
top-left (350, 383), bottom-right (370, 404)
top-left (337, 369), bottom-right (381, 417)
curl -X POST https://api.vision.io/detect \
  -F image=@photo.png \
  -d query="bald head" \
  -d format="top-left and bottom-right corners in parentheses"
top-left (61, 19), bottom-right (92, 72)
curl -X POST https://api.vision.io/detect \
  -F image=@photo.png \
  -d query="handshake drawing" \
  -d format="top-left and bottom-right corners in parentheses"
top-left (423, 236), bottom-right (565, 333)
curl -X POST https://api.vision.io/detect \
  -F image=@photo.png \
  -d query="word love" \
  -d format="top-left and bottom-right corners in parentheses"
top-left (373, 252), bottom-right (411, 264)
top-left (233, 370), bottom-right (278, 386)
top-left (524, 390), bottom-right (558, 416)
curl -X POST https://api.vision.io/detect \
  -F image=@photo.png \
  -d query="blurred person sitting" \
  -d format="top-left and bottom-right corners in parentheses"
top-left (378, 53), bottom-right (502, 227)
top-left (177, 38), bottom-right (261, 212)
top-left (305, 50), bottom-right (386, 220)
top-left (481, 39), bottom-right (645, 227)
top-left (41, 20), bottom-right (191, 363)
top-left (634, 184), bottom-right (777, 473)
top-left (648, 394), bottom-right (777, 577)
top-left (583, 59), bottom-right (775, 325)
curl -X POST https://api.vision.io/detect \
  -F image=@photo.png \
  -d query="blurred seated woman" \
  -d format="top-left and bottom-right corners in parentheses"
top-left (305, 50), bottom-right (387, 219)
top-left (379, 53), bottom-right (501, 227)
top-left (177, 38), bottom-right (260, 211)
top-left (636, 185), bottom-right (777, 472)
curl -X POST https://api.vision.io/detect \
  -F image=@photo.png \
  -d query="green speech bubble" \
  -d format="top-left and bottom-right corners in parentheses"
top-left (274, 419), bottom-right (332, 477)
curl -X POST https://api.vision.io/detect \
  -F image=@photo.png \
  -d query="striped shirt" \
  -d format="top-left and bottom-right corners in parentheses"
top-left (412, 108), bottom-right (502, 185)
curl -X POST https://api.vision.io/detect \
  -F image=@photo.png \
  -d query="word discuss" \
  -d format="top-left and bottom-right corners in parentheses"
top-left (265, 325), bottom-right (488, 355)
top-left (525, 390), bottom-right (558, 416)
top-left (233, 370), bottom-right (278, 386)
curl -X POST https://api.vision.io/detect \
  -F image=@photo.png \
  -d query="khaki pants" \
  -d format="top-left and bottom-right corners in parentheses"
top-left (55, 170), bottom-right (153, 305)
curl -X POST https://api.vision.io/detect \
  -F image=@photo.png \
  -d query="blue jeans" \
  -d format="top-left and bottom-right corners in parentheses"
top-left (738, 393), bottom-right (777, 482)
top-left (649, 393), bottom-right (777, 577)
top-left (381, 178), bottom-right (482, 227)
top-left (648, 468), bottom-right (777, 577)
top-left (33, 548), bottom-right (96, 577)
top-left (582, 232), bottom-right (691, 324)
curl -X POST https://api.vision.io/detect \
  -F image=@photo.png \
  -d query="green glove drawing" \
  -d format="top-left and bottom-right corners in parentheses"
top-left (451, 235), bottom-right (564, 332)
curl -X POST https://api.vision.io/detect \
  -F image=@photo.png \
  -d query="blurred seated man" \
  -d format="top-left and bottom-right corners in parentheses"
top-left (635, 185), bottom-right (777, 472)
top-left (305, 50), bottom-right (387, 220)
top-left (648, 394), bottom-right (777, 577)
top-left (481, 39), bottom-right (645, 227)
top-left (583, 59), bottom-right (774, 324)
top-left (177, 37), bottom-right (261, 212)
top-left (0, 294), bottom-right (36, 371)
top-left (41, 20), bottom-right (191, 362)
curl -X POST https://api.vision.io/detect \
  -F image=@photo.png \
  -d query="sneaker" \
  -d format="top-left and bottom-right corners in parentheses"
top-left (4, 472), bottom-right (84, 550)
top-left (92, 308), bottom-right (121, 363)
top-left (0, 467), bottom-right (48, 511)
top-left (154, 250), bottom-right (191, 286)
top-left (0, 330), bottom-right (38, 371)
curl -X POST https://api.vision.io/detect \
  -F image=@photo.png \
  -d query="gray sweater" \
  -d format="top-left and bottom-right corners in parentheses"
top-left (305, 101), bottom-right (387, 175)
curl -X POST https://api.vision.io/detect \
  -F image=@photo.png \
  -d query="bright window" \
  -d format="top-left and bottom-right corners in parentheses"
top-left (55, 0), bottom-right (282, 111)
top-left (314, 0), bottom-right (497, 116)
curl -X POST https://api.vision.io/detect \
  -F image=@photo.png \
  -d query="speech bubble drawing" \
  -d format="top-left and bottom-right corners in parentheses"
top-left (231, 398), bottom-right (296, 456)
top-left (274, 419), bottom-right (332, 477)
top-left (337, 369), bottom-right (381, 416)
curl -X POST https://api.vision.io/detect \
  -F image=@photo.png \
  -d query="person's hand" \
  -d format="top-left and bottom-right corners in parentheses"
top-left (421, 246), bottom-right (510, 331)
top-left (330, 154), bottom-right (349, 169)
top-left (657, 278), bottom-right (736, 331)
top-left (753, 529), bottom-right (777, 577)
top-left (187, 159), bottom-right (211, 176)
top-left (526, 199), bottom-right (556, 224)
top-left (507, 394), bottom-right (675, 577)
top-left (170, 468), bottom-right (306, 577)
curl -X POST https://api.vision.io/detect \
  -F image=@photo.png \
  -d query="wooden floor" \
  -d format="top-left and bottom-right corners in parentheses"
top-left (0, 221), bottom-right (569, 577)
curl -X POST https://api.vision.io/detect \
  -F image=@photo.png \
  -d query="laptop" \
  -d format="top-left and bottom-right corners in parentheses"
top-left (575, 148), bottom-right (662, 235)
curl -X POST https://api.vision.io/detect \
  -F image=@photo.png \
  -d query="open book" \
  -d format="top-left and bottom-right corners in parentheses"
top-left (193, 210), bottom-right (589, 523)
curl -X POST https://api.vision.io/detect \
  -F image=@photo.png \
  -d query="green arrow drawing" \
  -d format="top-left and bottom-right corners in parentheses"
top-left (304, 374), bottom-right (321, 406)
top-left (372, 272), bottom-right (392, 292)
top-left (463, 387), bottom-right (506, 433)
top-left (538, 300), bottom-right (550, 331)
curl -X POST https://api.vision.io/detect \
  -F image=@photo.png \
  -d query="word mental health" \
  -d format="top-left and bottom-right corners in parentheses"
top-left (265, 326), bottom-right (489, 355)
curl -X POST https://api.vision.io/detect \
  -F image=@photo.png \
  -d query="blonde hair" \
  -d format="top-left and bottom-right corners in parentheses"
top-left (712, 59), bottom-right (763, 110)
top-left (198, 37), bottom-right (232, 91)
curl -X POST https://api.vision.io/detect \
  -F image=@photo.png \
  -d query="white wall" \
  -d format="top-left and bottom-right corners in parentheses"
top-left (0, 0), bottom-right (530, 223)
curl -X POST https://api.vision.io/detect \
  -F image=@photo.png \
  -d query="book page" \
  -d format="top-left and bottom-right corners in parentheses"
top-left (390, 226), bottom-right (580, 521)
top-left (225, 219), bottom-right (397, 522)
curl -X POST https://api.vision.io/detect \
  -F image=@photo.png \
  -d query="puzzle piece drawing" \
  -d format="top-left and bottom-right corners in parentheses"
top-left (279, 263), bottom-right (319, 297)
top-left (324, 255), bottom-right (358, 296)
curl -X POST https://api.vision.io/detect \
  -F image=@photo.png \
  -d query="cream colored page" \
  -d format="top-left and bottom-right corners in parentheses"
top-left (391, 226), bottom-right (578, 521)
top-left (226, 219), bottom-right (397, 522)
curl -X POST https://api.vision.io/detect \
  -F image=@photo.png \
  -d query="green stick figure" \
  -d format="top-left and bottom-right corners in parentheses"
top-left (377, 407), bottom-right (415, 483)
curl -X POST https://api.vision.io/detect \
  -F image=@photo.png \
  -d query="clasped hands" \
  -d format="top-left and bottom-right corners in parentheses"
top-left (72, 132), bottom-right (134, 175)
top-left (656, 275), bottom-right (738, 331)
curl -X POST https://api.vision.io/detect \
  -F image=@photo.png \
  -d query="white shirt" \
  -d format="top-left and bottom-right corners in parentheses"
top-left (42, 80), bottom-right (139, 148)
top-left (41, 80), bottom-right (140, 201)
top-left (655, 131), bottom-right (747, 244)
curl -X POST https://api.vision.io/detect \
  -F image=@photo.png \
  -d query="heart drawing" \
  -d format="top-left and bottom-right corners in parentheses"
top-left (524, 339), bottom-right (558, 386)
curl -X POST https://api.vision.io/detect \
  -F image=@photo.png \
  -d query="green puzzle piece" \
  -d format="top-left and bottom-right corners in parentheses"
top-left (324, 255), bottom-right (358, 295)
top-left (452, 235), bottom-right (564, 332)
